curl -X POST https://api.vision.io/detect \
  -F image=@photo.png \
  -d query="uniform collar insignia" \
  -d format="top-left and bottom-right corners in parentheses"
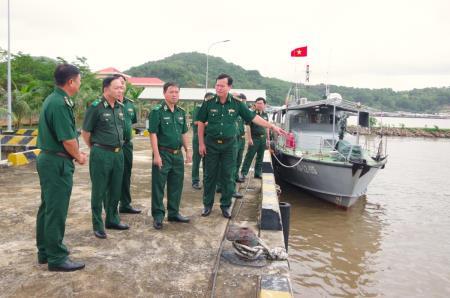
top-left (64, 96), bottom-right (74, 108)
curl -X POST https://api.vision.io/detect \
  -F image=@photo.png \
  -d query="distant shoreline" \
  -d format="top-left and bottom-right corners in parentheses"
top-left (372, 114), bottom-right (450, 119)
top-left (347, 126), bottom-right (450, 138)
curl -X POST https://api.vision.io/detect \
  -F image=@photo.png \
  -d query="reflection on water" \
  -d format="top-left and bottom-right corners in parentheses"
top-left (279, 137), bottom-right (450, 297)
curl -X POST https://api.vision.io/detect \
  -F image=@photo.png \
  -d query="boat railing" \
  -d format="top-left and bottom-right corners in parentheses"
top-left (277, 130), bottom-right (388, 162)
top-left (361, 135), bottom-right (388, 160)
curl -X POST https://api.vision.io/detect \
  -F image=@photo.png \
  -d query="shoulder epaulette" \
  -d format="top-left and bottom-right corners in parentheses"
top-left (152, 104), bottom-right (162, 111)
top-left (125, 97), bottom-right (134, 103)
top-left (117, 100), bottom-right (124, 106)
top-left (178, 106), bottom-right (185, 112)
top-left (232, 95), bottom-right (242, 102)
top-left (91, 99), bottom-right (101, 107)
top-left (205, 94), bottom-right (215, 101)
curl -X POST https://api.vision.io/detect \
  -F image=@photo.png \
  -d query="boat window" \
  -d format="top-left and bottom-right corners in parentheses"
top-left (311, 113), bottom-right (326, 123)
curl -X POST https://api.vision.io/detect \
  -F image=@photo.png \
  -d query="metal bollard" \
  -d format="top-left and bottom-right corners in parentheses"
top-left (279, 202), bottom-right (291, 251)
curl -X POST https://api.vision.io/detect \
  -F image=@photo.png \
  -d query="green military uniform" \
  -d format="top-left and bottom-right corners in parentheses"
top-left (148, 101), bottom-right (188, 220)
top-left (197, 94), bottom-right (255, 209)
top-left (216, 114), bottom-right (245, 191)
top-left (120, 97), bottom-right (138, 211)
top-left (191, 102), bottom-right (204, 185)
top-left (241, 110), bottom-right (269, 178)
top-left (234, 114), bottom-right (246, 180)
top-left (82, 97), bottom-right (125, 232)
top-left (36, 87), bottom-right (77, 266)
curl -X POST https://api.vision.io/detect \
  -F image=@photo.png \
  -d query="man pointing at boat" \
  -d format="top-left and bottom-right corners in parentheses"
top-left (196, 73), bottom-right (287, 218)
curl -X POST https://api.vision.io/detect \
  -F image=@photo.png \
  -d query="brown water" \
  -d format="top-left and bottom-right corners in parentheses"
top-left (279, 137), bottom-right (450, 297)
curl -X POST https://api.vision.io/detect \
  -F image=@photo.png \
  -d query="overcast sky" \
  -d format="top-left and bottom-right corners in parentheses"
top-left (1, 0), bottom-right (449, 91)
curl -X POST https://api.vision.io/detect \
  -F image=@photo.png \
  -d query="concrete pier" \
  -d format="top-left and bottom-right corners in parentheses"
top-left (0, 136), bottom-right (291, 297)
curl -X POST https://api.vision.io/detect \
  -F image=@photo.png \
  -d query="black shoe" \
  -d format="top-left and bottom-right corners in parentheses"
top-left (232, 192), bottom-right (244, 199)
top-left (119, 207), bottom-right (142, 214)
top-left (254, 175), bottom-right (262, 179)
top-left (236, 177), bottom-right (245, 183)
top-left (153, 218), bottom-right (163, 230)
top-left (221, 207), bottom-right (232, 219)
top-left (216, 188), bottom-right (222, 193)
top-left (94, 230), bottom-right (107, 239)
top-left (168, 214), bottom-right (190, 223)
top-left (48, 259), bottom-right (85, 272)
top-left (192, 182), bottom-right (202, 190)
top-left (201, 206), bottom-right (212, 217)
top-left (105, 223), bottom-right (130, 230)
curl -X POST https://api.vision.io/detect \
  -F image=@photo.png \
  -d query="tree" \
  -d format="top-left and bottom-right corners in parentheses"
top-left (12, 90), bottom-right (31, 128)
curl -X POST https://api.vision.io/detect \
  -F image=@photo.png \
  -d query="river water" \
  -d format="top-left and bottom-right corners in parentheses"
top-left (279, 137), bottom-right (450, 297)
top-left (348, 116), bottom-right (450, 129)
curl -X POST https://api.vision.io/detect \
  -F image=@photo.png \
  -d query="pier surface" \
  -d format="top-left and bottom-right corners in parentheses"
top-left (0, 136), bottom-right (290, 297)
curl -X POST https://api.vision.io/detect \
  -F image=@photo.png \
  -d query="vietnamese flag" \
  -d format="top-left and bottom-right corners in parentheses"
top-left (291, 46), bottom-right (307, 57)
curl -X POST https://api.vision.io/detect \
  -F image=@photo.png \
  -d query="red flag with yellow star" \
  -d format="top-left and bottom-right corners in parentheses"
top-left (291, 46), bottom-right (307, 57)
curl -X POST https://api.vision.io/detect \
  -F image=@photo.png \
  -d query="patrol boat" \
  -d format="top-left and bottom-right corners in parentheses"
top-left (270, 88), bottom-right (387, 208)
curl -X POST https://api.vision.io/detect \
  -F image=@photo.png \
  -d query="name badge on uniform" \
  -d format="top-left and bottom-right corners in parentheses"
top-left (103, 113), bottom-right (111, 117)
top-left (128, 108), bottom-right (133, 113)
top-left (178, 116), bottom-right (183, 121)
top-left (228, 109), bottom-right (235, 113)
top-left (163, 117), bottom-right (170, 120)
top-left (210, 109), bottom-right (218, 113)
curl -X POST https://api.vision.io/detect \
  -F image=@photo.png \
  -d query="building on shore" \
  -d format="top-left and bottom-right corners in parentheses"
top-left (95, 67), bottom-right (164, 88)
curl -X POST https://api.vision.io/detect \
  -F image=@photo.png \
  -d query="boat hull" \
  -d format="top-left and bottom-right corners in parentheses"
top-left (271, 152), bottom-right (383, 208)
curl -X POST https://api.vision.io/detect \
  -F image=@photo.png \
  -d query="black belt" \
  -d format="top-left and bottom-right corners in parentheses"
top-left (93, 143), bottom-right (121, 152)
top-left (159, 146), bottom-right (181, 154)
top-left (42, 150), bottom-right (73, 160)
top-left (207, 136), bottom-right (234, 144)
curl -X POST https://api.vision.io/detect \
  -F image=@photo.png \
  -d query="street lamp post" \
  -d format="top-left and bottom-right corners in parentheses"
top-left (6, 0), bottom-right (13, 131)
top-left (205, 40), bottom-right (230, 92)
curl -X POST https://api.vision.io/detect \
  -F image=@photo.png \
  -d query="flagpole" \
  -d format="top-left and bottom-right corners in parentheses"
top-left (6, 0), bottom-right (13, 131)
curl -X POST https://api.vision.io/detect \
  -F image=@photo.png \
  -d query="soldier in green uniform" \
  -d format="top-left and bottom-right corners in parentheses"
top-left (197, 74), bottom-right (286, 218)
top-left (240, 97), bottom-right (270, 179)
top-left (215, 92), bottom-right (247, 199)
top-left (191, 92), bottom-right (213, 190)
top-left (231, 93), bottom-right (247, 197)
top-left (148, 82), bottom-right (192, 230)
top-left (81, 76), bottom-right (129, 239)
top-left (36, 64), bottom-right (87, 271)
top-left (116, 75), bottom-right (141, 214)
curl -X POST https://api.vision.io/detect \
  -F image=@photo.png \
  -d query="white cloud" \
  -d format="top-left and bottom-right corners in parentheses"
top-left (1, 0), bottom-right (449, 90)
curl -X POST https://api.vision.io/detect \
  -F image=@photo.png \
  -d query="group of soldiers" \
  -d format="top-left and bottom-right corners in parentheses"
top-left (35, 64), bottom-right (285, 272)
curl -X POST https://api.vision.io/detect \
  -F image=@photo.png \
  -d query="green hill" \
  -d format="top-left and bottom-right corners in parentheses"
top-left (125, 52), bottom-right (450, 113)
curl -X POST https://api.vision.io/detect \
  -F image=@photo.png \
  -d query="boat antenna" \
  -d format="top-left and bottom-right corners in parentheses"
top-left (305, 64), bottom-right (310, 88)
top-left (324, 49), bottom-right (332, 98)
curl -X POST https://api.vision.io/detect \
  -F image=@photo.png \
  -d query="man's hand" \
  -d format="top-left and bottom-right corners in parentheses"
top-left (153, 155), bottom-right (163, 169)
top-left (272, 125), bottom-right (288, 136)
top-left (185, 150), bottom-right (192, 164)
top-left (75, 151), bottom-right (88, 165)
top-left (248, 138), bottom-right (254, 146)
top-left (199, 143), bottom-right (207, 157)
